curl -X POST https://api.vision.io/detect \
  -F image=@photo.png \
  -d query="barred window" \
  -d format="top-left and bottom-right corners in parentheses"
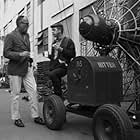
top-left (37, 28), bottom-right (48, 54)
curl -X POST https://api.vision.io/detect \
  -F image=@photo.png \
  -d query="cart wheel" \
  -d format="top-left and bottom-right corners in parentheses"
top-left (93, 104), bottom-right (133, 140)
top-left (43, 94), bottom-right (66, 130)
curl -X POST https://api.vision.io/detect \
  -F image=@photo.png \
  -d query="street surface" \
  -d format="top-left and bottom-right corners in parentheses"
top-left (0, 89), bottom-right (93, 140)
top-left (0, 88), bottom-right (139, 140)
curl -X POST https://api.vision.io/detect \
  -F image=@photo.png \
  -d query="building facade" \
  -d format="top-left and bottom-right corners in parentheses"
top-left (0, 0), bottom-right (97, 67)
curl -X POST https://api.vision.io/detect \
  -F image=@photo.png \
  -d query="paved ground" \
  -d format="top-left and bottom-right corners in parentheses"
top-left (0, 88), bottom-right (140, 140)
top-left (0, 89), bottom-right (93, 140)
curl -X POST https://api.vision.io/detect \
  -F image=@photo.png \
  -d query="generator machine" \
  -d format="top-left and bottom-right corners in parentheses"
top-left (42, 0), bottom-right (140, 140)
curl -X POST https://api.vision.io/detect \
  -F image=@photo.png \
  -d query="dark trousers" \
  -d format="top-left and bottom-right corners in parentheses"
top-left (48, 67), bottom-right (67, 98)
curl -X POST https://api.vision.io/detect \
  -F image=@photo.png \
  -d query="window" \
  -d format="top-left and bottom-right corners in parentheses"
top-left (37, 28), bottom-right (48, 54)
top-left (43, 29), bottom-right (48, 51)
top-left (52, 16), bottom-right (72, 38)
top-left (37, 32), bottom-right (43, 54)
top-left (61, 16), bottom-right (72, 38)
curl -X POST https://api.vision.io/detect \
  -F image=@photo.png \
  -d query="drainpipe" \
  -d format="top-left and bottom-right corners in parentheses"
top-left (32, 0), bottom-right (35, 65)
top-left (41, 0), bottom-right (43, 30)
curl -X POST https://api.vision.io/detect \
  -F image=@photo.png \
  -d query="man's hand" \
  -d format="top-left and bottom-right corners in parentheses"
top-left (19, 51), bottom-right (30, 57)
top-left (58, 47), bottom-right (63, 52)
top-left (53, 43), bottom-right (63, 52)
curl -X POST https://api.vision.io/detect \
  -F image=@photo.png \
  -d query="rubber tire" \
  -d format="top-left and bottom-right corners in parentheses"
top-left (43, 94), bottom-right (66, 130)
top-left (93, 104), bottom-right (133, 140)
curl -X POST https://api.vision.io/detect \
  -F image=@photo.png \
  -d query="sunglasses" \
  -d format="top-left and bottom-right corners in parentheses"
top-left (20, 22), bottom-right (29, 26)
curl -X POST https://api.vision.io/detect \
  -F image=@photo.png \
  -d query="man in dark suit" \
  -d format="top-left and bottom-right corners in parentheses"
top-left (3, 16), bottom-right (44, 127)
top-left (48, 23), bottom-right (76, 99)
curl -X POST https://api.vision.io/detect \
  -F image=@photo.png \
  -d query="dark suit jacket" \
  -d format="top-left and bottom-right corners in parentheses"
top-left (3, 29), bottom-right (30, 77)
top-left (49, 37), bottom-right (76, 70)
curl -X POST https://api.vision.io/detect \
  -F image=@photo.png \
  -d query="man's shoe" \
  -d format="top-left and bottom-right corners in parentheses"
top-left (14, 119), bottom-right (24, 127)
top-left (34, 117), bottom-right (45, 125)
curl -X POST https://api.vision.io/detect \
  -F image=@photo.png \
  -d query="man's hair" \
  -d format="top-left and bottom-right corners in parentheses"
top-left (16, 15), bottom-right (24, 27)
top-left (51, 23), bottom-right (64, 34)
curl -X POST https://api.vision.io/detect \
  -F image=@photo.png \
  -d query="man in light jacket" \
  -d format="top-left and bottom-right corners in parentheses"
top-left (3, 16), bottom-right (44, 127)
